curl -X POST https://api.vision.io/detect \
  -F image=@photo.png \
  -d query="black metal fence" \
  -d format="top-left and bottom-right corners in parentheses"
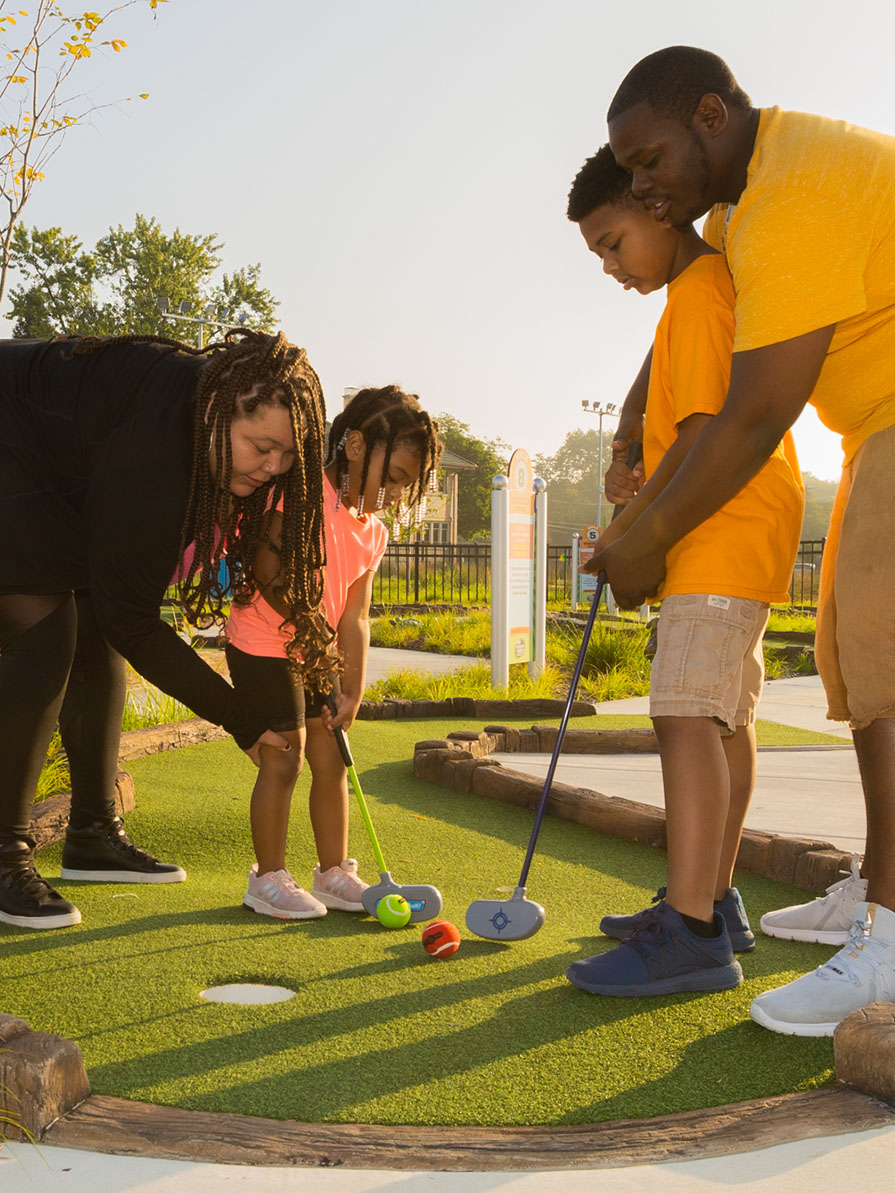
top-left (371, 538), bottom-right (826, 609)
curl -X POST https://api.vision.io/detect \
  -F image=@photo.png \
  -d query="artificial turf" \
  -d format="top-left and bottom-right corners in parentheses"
top-left (3, 717), bottom-right (839, 1127)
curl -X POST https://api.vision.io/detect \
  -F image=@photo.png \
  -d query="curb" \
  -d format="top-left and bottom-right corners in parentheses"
top-left (413, 726), bottom-right (852, 894)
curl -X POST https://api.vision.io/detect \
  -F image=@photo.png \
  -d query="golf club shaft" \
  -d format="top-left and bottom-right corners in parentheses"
top-left (514, 442), bottom-right (641, 888)
top-left (517, 572), bottom-right (605, 888)
top-left (329, 706), bottom-right (390, 875)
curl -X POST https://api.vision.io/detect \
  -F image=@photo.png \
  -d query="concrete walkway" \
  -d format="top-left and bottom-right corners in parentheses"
top-left (491, 676), bottom-right (864, 854)
top-left (6, 675), bottom-right (885, 1192)
top-left (4, 1126), bottom-right (895, 1192)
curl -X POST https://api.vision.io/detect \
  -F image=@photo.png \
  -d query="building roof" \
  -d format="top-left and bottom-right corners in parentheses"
top-left (440, 448), bottom-right (477, 471)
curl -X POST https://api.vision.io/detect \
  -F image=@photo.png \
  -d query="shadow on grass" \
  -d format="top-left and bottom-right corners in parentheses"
top-left (551, 1018), bottom-right (834, 1127)
top-left (91, 977), bottom-right (651, 1122)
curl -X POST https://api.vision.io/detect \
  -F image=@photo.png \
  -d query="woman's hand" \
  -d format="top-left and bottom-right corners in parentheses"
top-left (242, 728), bottom-right (292, 767)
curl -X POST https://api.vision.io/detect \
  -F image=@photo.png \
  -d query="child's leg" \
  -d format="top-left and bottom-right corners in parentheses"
top-left (654, 715), bottom-right (729, 924)
top-left (304, 716), bottom-right (349, 871)
top-left (650, 595), bottom-right (770, 925)
top-left (717, 722), bottom-right (757, 898)
top-left (250, 726), bottom-right (305, 874)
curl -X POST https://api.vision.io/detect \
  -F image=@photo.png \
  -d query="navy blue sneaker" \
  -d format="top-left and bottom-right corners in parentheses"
top-left (600, 886), bottom-right (755, 953)
top-left (568, 901), bottom-right (744, 997)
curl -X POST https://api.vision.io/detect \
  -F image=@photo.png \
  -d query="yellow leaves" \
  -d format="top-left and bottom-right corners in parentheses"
top-left (9, 75), bottom-right (27, 83)
top-left (109, 38), bottom-right (127, 52)
top-left (138, 92), bottom-right (148, 99)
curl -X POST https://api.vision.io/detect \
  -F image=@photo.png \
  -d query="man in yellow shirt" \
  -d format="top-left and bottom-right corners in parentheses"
top-left (597, 45), bottom-right (895, 1035)
top-left (564, 145), bottom-right (803, 999)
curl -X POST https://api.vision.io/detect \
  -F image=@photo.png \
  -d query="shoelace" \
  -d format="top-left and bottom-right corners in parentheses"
top-left (1, 860), bottom-right (57, 899)
top-left (819, 919), bottom-right (893, 986)
top-left (822, 855), bottom-right (863, 899)
top-left (278, 873), bottom-right (306, 897)
top-left (104, 824), bottom-right (159, 865)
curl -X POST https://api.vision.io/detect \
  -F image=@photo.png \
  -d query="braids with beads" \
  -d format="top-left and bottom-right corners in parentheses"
top-left (71, 330), bottom-right (335, 686)
top-left (327, 386), bottom-right (442, 526)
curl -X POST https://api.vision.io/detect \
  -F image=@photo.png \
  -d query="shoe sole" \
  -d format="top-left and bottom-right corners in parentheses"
top-left (242, 896), bottom-right (326, 920)
top-left (313, 889), bottom-right (366, 912)
top-left (749, 1000), bottom-right (838, 1037)
top-left (602, 922), bottom-right (756, 953)
top-left (0, 907), bottom-right (82, 929)
top-left (759, 919), bottom-right (850, 945)
top-left (567, 962), bottom-right (743, 997)
top-left (60, 867), bottom-right (187, 883)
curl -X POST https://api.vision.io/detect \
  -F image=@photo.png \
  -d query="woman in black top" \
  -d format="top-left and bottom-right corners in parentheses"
top-left (0, 331), bottom-right (331, 930)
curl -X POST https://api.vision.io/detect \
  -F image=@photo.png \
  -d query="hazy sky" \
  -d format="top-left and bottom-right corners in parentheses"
top-left (8, 0), bottom-right (895, 481)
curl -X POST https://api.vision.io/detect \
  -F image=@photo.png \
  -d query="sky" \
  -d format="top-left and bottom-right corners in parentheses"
top-left (6, 0), bottom-right (895, 482)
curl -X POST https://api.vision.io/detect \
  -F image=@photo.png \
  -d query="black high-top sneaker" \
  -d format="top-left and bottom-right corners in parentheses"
top-left (0, 840), bottom-right (81, 929)
top-left (60, 817), bottom-right (186, 883)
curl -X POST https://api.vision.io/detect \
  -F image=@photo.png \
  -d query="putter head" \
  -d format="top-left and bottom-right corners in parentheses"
top-left (362, 872), bottom-right (444, 924)
top-left (465, 886), bottom-right (546, 941)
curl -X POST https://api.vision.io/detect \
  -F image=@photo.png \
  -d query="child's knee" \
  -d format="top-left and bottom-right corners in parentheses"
top-left (260, 739), bottom-right (305, 782)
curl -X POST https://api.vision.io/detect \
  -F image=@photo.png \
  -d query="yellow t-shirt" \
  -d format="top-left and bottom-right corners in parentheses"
top-left (703, 107), bottom-right (895, 465)
top-left (645, 253), bottom-right (804, 602)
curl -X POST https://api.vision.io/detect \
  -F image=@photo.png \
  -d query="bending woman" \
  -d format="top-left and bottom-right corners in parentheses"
top-left (0, 331), bottom-right (331, 931)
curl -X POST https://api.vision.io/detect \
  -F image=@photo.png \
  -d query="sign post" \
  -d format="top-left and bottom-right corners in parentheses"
top-left (491, 449), bottom-right (546, 687)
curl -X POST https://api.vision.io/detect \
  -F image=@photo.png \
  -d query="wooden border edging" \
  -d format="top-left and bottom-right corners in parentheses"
top-left (413, 726), bottom-right (854, 894)
top-left (38, 1087), bottom-right (895, 1171)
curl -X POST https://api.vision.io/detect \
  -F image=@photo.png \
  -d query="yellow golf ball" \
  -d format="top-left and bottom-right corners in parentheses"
top-left (376, 893), bottom-right (412, 928)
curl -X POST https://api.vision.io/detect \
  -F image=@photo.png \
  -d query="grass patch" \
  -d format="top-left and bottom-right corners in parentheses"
top-left (767, 608), bottom-right (817, 634)
top-left (5, 718), bottom-right (835, 1128)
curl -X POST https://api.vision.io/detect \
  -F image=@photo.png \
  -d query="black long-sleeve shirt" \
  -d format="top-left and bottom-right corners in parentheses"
top-left (0, 337), bottom-right (267, 748)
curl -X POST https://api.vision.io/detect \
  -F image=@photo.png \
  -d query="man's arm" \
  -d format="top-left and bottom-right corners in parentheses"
top-left (583, 412), bottom-right (712, 567)
top-left (600, 325), bottom-right (834, 607)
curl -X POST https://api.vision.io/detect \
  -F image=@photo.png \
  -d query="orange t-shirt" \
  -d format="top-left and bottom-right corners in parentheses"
top-left (645, 253), bottom-right (804, 601)
top-left (703, 107), bottom-right (895, 465)
top-left (226, 475), bottom-right (389, 658)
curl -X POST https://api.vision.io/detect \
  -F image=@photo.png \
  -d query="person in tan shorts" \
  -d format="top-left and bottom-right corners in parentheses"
top-left (599, 45), bottom-right (895, 1035)
top-left (563, 145), bottom-right (803, 999)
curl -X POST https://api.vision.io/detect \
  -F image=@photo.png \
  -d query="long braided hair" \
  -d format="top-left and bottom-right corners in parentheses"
top-left (328, 386), bottom-right (442, 528)
top-left (72, 330), bottom-right (334, 683)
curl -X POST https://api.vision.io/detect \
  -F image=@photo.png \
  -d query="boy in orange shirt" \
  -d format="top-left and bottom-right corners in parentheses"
top-left (564, 145), bottom-right (804, 996)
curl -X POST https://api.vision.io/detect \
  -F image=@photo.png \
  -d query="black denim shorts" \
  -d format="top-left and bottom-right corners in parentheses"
top-left (224, 643), bottom-right (338, 731)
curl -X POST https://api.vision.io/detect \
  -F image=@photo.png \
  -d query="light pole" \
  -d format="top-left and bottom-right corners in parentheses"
top-left (581, 400), bottom-right (618, 529)
top-left (154, 297), bottom-right (251, 348)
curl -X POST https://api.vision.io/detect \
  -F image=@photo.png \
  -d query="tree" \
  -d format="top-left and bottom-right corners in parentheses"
top-left (0, 1), bottom-right (165, 310)
top-left (801, 472), bottom-right (837, 541)
top-left (6, 214), bottom-right (279, 338)
top-left (535, 428), bottom-right (612, 541)
top-left (436, 413), bottom-right (508, 540)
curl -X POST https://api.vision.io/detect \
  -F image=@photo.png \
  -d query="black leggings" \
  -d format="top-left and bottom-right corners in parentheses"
top-left (0, 591), bottom-right (127, 846)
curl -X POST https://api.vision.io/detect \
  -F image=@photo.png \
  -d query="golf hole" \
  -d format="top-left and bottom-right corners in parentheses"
top-left (200, 983), bottom-right (296, 1005)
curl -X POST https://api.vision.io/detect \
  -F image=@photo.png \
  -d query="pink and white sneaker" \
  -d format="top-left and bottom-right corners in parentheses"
top-left (312, 858), bottom-right (369, 911)
top-left (243, 864), bottom-right (327, 920)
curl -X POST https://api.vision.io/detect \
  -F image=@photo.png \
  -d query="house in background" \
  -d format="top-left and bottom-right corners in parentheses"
top-left (419, 448), bottom-right (477, 544)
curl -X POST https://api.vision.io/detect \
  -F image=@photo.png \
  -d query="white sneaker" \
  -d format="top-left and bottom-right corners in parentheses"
top-left (243, 865), bottom-right (327, 920)
top-left (312, 858), bottom-right (369, 911)
top-left (750, 901), bottom-right (895, 1037)
top-left (760, 854), bottom-right (867, 944)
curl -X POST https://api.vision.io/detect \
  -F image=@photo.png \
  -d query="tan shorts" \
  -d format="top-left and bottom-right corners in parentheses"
top-left (650, 593), bottom-right (770, 733)
top-left (815, 423), bottom-right (895, 730)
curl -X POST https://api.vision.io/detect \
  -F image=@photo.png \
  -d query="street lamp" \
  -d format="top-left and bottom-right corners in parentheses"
top-left (581, 400), bottom-right (618, 529)
top-left (154, 297), bottom-right (251, 348)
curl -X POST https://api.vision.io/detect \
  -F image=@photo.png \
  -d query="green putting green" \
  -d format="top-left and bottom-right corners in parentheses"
top-left (4, 718), bottom-right (836, 1127)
